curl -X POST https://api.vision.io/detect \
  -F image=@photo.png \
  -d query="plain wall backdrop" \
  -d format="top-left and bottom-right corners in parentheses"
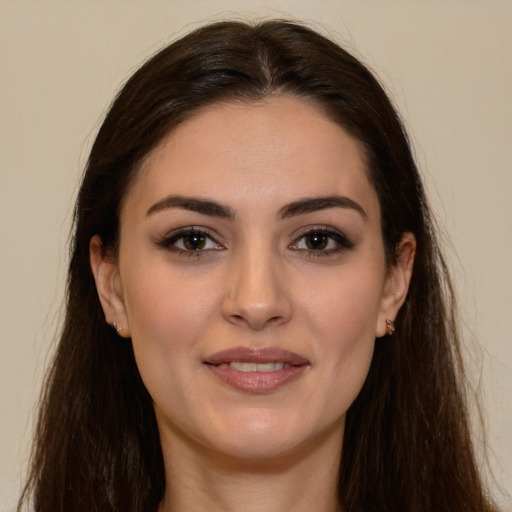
top-left (1, 1), bottom-right (511, 510)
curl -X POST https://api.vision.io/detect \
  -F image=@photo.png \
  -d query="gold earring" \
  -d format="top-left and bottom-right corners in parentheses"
top-left (386, 319), bottom-right (395, 336)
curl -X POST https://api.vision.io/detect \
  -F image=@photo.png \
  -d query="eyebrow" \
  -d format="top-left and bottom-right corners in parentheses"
top-left (278, 196), bottom-right (368, 221)
top-left (145, 194), bottom-right (367, 221)
top-left (146, 195), bottom-right (235, 218)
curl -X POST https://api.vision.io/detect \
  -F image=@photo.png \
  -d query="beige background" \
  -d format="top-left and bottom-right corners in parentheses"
top-left (1, 1), bottom-right (511, 510)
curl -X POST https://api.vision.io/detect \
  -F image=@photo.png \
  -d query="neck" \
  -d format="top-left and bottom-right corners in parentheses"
top-left (157, 423), bottom-right (343, 512)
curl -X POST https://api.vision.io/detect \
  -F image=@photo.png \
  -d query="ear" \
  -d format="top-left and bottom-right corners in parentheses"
top-left (89, 235), bottom-right (131, 338)
top-left (376, 232), bottom-right (416, 337)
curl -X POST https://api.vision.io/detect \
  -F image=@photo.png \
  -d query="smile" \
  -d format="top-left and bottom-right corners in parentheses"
top-left (204, 347), bottom-right (309, 393)
top-left (217, 362), bottom-right (291, 372)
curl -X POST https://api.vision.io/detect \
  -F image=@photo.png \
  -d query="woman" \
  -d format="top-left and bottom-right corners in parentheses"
top-left (18, 20), bottom-right (497, 512)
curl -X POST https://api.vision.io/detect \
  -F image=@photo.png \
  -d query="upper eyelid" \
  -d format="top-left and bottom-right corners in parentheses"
top-left (164, 226), bottom-right (220, 239)
top-left (156, 226), bottom-right (224, 247)
top-left (290, 225), bottom-right (355, 249)
top-left (290, 224), bottom-right (349, 240)
top-left (156, 224), bottom-right (353, 248)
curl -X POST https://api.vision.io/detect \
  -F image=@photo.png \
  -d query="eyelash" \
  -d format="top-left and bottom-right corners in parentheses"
top-left (290, 226), bottom-right (355, 257)
top-left (156, 227), bottom-right (224, 258)
top-left (156, 226), bottom-right (354, 259)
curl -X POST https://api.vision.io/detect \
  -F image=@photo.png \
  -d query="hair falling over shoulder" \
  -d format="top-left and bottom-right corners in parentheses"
top-left (18, 20), bottom-right (498, 512)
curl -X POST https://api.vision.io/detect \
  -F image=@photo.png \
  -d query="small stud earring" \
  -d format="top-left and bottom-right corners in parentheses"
top-left (386, 319), bottom-right (395, 336)
top-left (113, 320), bottom-right (122, 334)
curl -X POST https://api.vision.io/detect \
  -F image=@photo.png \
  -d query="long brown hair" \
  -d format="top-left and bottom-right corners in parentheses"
top-left (19, 20), bottom-right (496, 511)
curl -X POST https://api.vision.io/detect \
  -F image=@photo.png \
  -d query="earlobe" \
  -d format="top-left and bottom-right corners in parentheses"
top-left (89, 235), bottom-right (131, 337)
top-left (376, 232), bottom-right (416, 337)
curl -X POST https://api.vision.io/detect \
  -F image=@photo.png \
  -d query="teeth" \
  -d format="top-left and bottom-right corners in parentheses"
top-left (219, 362), bottom-right (289, 372)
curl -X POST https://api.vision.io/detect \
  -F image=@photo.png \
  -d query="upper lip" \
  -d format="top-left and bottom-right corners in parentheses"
top-left (204, 346), bottom-right (309, 366)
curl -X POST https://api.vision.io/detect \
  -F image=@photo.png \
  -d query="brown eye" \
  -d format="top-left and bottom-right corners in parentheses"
top-left (290, 227), bottom-right (355, 256)
top-left (158, 229), bottom-right (223, 254)
top-left (305, 233), bottom-right (328, 250)
top-left (183, 233), bottom-right (207, 250)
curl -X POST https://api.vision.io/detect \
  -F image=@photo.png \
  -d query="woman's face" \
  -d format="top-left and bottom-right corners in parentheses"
top-left (92, 96), bottom-right (413, 463)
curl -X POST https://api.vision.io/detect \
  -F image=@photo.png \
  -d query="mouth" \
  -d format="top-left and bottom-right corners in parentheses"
top-left (203, 346), bottom-right (310, 393)
top-left (216, 361), bottom-right (293, 372)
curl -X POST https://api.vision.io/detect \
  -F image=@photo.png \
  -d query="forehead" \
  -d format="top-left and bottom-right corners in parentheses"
top-left (124, 96), bottom-right (379, 219)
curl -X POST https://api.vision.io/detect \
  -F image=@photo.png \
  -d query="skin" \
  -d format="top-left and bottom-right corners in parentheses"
top-left (90, 96), bottom-right (415, 512)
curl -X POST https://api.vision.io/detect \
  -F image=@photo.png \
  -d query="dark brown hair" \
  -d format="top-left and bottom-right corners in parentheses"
top-left (19, 20), bottom-right (496, 512)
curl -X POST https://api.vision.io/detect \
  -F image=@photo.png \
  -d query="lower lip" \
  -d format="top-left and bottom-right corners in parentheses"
top-left (206, 364), bottom-right (308, 393)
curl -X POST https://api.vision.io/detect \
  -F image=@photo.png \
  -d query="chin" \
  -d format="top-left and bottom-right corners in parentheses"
top-left (190, 409), bottom-right (346, 466)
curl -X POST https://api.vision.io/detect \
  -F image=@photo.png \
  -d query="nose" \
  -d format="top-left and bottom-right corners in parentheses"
top-left (221, 247), bottom-right (292, 330)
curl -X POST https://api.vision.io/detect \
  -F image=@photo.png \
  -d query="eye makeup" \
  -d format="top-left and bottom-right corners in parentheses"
top-left (155, 226), bottom-right (224, 259)
top-left (154, 222), bottom-right (355, 262)
top-left (289, 225), bottom-right (355, 258)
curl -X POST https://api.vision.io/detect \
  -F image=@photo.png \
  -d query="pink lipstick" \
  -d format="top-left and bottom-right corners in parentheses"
top-left (204, 347), bottom-right (309, 393)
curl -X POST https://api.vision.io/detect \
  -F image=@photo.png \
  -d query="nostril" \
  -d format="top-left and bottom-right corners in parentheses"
top-left (225, 310), bottom-right (290, 331)
top-left (221, 268), bottom-right (293, 329)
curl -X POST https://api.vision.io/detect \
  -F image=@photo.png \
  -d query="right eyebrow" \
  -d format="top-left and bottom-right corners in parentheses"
top-left (145, 195), bottom-right (235, 219)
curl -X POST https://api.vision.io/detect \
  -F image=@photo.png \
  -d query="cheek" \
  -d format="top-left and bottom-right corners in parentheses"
top-left (297, 267), bottom-right (383, 393)
top-left (318, 298), bottom-right (376, 386)
top-left (121, 264), bottom-right (219, 383)
top-left (300, 264), bottom-right (384, 341)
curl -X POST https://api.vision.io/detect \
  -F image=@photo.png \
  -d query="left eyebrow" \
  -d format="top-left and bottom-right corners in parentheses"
top-left (278, 196), bottom-right (368, 221)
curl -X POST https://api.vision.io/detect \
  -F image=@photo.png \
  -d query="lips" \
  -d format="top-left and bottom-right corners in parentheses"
top-left (204, 347), bottom-right (309, 393)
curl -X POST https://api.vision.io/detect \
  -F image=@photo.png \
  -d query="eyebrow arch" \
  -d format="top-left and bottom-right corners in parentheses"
top-left (146, 195), bottom-right (235, 219)
top-left (279, 196), bottom-right (368, 221)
